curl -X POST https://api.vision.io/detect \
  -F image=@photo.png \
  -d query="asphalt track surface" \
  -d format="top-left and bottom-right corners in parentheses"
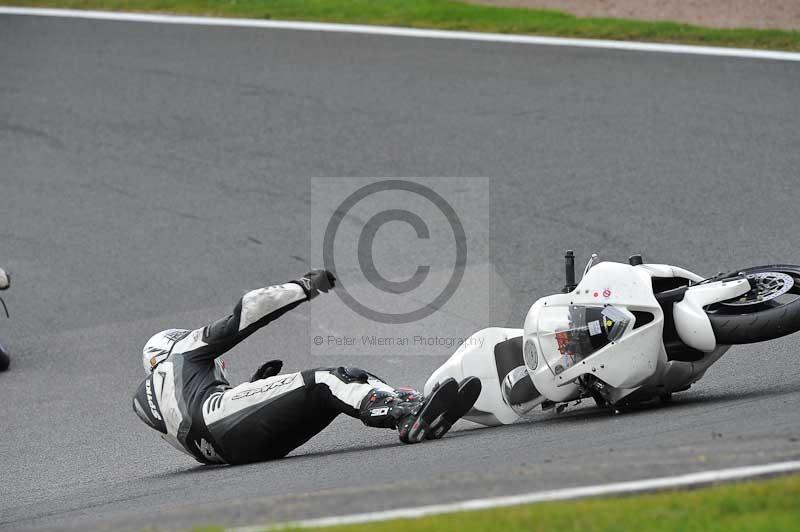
top-left (1, 13), bottom-right (799, 531)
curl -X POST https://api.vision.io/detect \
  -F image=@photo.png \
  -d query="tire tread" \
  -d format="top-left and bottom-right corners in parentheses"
top-left (708, 264), bottom-right (800, 345)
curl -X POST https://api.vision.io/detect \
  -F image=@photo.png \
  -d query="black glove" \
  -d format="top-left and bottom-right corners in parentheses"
top-left (250, 359), bottom-right (283, 382)
top-left (292, 269), bottom-right (336, 300)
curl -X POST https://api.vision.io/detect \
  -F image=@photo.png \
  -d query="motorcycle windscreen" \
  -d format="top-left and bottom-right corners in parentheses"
top-left (535, 305), bottom-right (632, 376)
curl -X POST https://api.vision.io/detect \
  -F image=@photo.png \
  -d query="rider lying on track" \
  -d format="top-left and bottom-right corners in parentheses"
top-left (132, 269), bottom-right (480, 465)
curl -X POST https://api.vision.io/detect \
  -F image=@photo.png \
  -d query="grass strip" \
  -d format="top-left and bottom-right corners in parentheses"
top-left (193, 473), bottom-right (800, 531)
top-left (4, 0), bottom-right (800, 51)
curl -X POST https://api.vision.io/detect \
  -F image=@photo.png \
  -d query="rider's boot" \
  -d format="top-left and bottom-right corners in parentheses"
top-left (359, 378), bottom-right (458, 443)
top-left (425, 377), bottom-right (481, 440)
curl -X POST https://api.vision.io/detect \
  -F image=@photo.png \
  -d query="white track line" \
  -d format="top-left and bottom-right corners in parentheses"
top-left (228, 460), bottom-right (800, 531)
top-left (2, 7), bottom-right (800, 62)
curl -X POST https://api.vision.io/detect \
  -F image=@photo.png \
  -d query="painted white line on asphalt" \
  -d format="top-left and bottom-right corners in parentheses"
top-left (2, 6), bottom-right (800, 62)
top-left (229, 460), bottom-right (800, 531)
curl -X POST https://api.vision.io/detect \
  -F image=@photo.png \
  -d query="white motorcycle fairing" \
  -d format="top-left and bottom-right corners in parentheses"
top-left (425, 260), bottom-right (753, 427)
top-left (526, 262), bottom-right (664, 401)
top-left (424, 327), bottom-right (540, 426)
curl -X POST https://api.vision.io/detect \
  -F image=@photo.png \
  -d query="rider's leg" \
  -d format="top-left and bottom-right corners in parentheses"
top-left (204, 368), bottom-right (456, 464)
top-left (306, 367), bottom-right (453, 443)
top-left (205, 371), bottom-right (338, 463)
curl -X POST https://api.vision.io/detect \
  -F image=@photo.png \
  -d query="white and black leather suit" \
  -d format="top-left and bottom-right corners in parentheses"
top-left (132, 273), bottom-right (420, 465)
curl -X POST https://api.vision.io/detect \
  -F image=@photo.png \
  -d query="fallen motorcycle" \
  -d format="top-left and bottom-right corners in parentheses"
top-left (425, 252), bottom-right (800, 426)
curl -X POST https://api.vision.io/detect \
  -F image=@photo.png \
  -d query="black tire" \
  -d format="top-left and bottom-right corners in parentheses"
top-left (706, 265), bottom-right (800, 345)
top-left (0, 344), bottom-right (9, 372)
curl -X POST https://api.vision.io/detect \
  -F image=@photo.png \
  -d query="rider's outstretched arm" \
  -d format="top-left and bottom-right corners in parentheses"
top-left (177, 270), bottom-right (335, 364)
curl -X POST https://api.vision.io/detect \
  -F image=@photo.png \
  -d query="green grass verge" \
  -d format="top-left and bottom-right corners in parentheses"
top-left (5, 0), bottom-right (800, 51)
top-left (192, 473), bottom-right (800, 531)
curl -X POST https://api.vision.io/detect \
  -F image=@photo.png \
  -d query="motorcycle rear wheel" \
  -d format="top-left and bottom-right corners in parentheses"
top-left (705, 265), bottom-right (800, 345)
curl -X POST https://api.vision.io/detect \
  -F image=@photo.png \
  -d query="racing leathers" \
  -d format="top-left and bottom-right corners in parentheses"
top-left (132, 272), bottom-right (429, 465)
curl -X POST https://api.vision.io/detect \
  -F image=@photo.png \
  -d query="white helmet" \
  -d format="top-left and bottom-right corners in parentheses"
top-left (142, 329), bottom-right (189, 374)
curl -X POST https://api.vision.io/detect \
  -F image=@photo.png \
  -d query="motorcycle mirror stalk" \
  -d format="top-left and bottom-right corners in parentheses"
top-left (562, 250), bottom-right (646, 293)
top-left (562, 250), bottom-right (578, 293)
